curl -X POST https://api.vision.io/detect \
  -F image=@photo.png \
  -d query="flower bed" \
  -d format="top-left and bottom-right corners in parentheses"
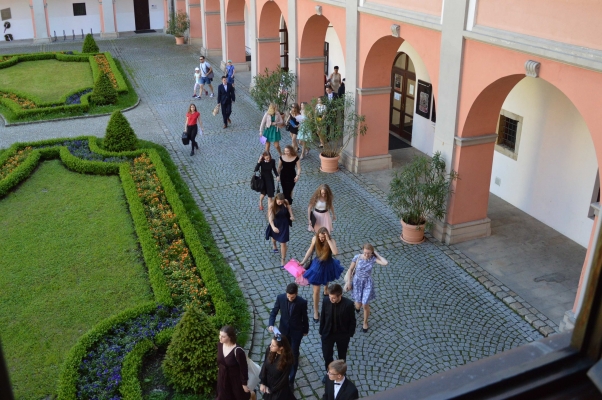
top-left (131, 154), bottom-right (214, 314)
top-left (0, 137), bottom-right (248, 398)
top-left (0, 146), bottom-right (32, 180)
top-left (0, 91), bottom-right (36, 109)
top-left (94, 54), bottom-right (118, 89)
top-left (76, 305), bottom-right (181, 399)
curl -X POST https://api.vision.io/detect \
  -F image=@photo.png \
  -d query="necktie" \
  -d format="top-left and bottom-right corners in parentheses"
top-left (334, 382), bottom-right (341, 385)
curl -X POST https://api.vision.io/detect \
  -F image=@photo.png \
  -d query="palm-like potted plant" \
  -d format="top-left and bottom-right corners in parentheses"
top-left (166, 11), bottom-right (190, 45)
top-left (249, 66), bottom-right (296, 113)
top-left (304, 93), bottom-right (367, 172)
top-left (387, 152), bottom-right (459, 244)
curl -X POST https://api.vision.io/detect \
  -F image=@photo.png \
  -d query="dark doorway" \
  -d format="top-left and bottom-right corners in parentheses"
top-left (390, 52), bottom-right (416, 142)
top-left (133, 0), bottom-right (151, 31)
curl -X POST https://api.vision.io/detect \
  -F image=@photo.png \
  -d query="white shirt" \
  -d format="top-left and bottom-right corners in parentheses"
top-left (328, 93), bottom-right (334, 100)
top-left (334, 376), bottom-right (345, 398)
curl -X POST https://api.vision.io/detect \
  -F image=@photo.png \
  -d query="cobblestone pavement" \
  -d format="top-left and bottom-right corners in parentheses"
top-left (0, 35), bottom-right (544, 398)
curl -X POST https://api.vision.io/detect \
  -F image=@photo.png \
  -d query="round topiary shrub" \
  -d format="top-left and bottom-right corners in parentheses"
top-left (90, 72), bottom-right (118, 105)
top-left (162, 307), bottom-right (218, 394)
top-left (104, 111), bottom-right (138, 152)
top-left (82, 33), bottom-right (99, 53)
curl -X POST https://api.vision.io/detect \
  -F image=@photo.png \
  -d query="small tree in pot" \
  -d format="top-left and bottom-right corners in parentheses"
top-left (249, 66), bottom-right (296, 113)
top-left (304, 93), bottom-right (367, 172)
top-left (387, 152), bottom-right (459, 244)
top-left (166, 11), bottom-right (190, 44)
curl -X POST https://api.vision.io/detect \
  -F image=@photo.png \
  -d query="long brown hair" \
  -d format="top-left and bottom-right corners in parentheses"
top-left (290, 103), bottom-right (300, 117)
top-left (309, 184), bottom-right (334, 210)
top-left (269, 193), bottom-right (289, 218)
top-left (315, 227), bottom-right (332, 261)
top-left (187, 103), bottom-right (197, 114)
top-left (268, 335), bottom-right (294, 370)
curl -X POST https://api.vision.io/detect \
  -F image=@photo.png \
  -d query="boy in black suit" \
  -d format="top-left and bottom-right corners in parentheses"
top-left (323, 360), bottom-right (359, 400)
top-left (269, 283), bottom-right (309, 387)
top-left (217, 75), bottom-right (235, 129)
top-left (320, 284), bottom-right (356, 383)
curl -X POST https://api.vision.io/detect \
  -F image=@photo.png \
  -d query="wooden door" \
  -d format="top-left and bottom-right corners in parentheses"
top-left (390, 53), bottom-right (416, 142)
top-left (133, 0), bottom-right (151, 31)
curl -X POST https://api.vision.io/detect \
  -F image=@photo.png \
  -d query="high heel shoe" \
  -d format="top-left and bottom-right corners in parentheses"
top-left (313, 314), bottom-right (319, 323)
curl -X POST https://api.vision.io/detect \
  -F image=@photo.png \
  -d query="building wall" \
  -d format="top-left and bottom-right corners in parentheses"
top-left (116, 1), bottom-right (136, 32)
top-left (490, 78), bottom-right (597, 247)
top-left (0, 1), bottom-right (33, 41)
top-left (325, 26), bottom-right (345, 80)
top-left (149, 1), bottom-right (166, 29)
top-left (47, 0), bottom-right (101, 36)
top-left (397, 41), bottom-right (434, 156)
top-left (367, 0), bottom-right (443, 17)
top-left (475, 0), bottom-right (602, 51)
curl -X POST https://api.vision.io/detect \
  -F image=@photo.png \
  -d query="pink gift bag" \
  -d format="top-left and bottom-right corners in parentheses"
top-left (283, 259), bottom-right (305, 278)
top-left (260, 136), bottom-right (267, 145)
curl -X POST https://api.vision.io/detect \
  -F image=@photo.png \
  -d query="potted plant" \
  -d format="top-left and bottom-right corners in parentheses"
top-left (304, 93), bottom-right (367, 172)
top-left (250, 66), bottom-right (296, 120)
top-left (166, 11), bottom-right (190, 45)
top-left (387, 152), bottom-right (459, 244)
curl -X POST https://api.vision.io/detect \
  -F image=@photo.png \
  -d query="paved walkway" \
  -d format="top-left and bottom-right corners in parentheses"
top-left (0, 34), bottom-right (545, 398)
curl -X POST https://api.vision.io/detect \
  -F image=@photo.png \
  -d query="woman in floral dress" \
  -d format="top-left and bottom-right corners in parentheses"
top-left (344, 244), bottom-right (388, 333)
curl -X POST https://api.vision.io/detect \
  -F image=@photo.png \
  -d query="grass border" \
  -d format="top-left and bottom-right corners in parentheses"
top-left (0, 136), bottom-right (250, 397)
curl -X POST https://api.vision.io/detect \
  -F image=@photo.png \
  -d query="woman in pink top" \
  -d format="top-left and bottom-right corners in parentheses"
top-left (184, 103), bottom-right (203, 156)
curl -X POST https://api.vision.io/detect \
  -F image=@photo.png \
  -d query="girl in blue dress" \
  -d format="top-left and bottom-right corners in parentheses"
top-left (344, 243), bottom-right (388, 333)
top-left (300, 227), bottom-right (343, 322)
top-left (265, 193), bottom-right (295, 268)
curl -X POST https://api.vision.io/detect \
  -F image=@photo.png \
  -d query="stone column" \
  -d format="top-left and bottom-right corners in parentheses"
top-left (248, 0), bottom-right (258, 84)
top-left (31, 0), bottom-right (50, 43)
top-left (287, 0), bottom-right (297, 74)
top-left (100, 0), bottom-right (118, 38)
top-left (220, 0), bottom-right (227, 64)
top-left (340, 0), bottom-right (359, 171)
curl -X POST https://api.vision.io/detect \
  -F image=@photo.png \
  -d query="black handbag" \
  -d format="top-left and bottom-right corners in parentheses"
top-left (310, 211), bottom-right (317, 228)
top-left (251, 172), bottom-right (264, 192)
top-left (276, 182), bottom-right (281, 194)
top-left (181, 131), bottom-right (190, 145)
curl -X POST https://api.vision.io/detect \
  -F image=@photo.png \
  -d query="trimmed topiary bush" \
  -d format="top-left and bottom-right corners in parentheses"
top-left (104, 111), bottom-right (138, 152)
top-left (162, 307), bottom-right (218, 394)
top-left (82, 34), bottom-right (99, 53)
top-left (90, 71), bottom-right (118, 105)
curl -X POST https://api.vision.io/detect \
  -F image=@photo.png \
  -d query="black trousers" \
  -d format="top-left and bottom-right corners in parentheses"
top-left (186, 124), bottom-right (198, 151)
top-left (221, 102), bottom-right (232, 126)
top-left (321, 332), bottom-right (351, 371)
top-left (287, 330), bottom-right (304, 383)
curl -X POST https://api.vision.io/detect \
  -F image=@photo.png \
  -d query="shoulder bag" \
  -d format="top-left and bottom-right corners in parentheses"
top-left (181, 131), bottom-right (190, 145)
top-left (235, 347), bottom-right (261, 390)
top-left (251, 171), bottom-right (264, 192)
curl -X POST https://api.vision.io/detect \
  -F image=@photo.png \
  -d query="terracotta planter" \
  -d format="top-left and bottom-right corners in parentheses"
top-left (175, 36), bottom-right (185, 45)
top-left (320, 154), bottom-right (340, 173)
top-left (400, 220), bottom-right (425, 244)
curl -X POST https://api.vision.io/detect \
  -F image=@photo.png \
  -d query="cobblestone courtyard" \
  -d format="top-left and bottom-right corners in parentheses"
top-left (0, 35), bottom-right (544, 398)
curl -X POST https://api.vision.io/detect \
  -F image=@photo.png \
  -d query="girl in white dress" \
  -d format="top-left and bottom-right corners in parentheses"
top-left (307, 184), bottom-right (336, 233)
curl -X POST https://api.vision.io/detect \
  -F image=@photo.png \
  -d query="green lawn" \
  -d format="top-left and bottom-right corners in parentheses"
top-left (0, 160), bottom-right (153, 399)
top-left (0, 59), bottom-right (93, 103)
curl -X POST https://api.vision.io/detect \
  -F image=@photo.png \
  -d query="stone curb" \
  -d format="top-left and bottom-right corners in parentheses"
top-left (337, 165), bottom-right (559, 337)
top-left (0, 97), bottom-right (141, 127)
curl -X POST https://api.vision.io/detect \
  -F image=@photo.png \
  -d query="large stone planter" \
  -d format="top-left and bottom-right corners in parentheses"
top-left (175, 36), bottom-right (185, 45)
top-left (320, 154), bottom-right (340, 173)
top-left (400, 220), bottom-right (425, 244)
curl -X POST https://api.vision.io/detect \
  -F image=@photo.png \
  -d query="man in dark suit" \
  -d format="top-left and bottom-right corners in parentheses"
top-left (268, 283), bottom-right (309, 387)
top-left (319, 284), bottom-right (356, 383)
top-left (323, 360), bottom-right (359, 400)
top-left (324, 85), bottom-right (339, 102)
top-left (217, 75), bottom-right (235, 129)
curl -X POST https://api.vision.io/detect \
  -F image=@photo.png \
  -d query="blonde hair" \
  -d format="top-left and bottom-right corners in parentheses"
top-left (267, 103), bottom-right (276, 116)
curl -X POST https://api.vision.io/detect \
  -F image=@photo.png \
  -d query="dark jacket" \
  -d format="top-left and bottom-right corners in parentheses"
top-left (217, 83), bottom-right (236, 105)
top-left (322, 377), bottom-right (359, 400)
top-left (323, 92), bottom-right (339, 103)
top-left (319, 296), bottom-right (356, 338)
top-left (269, 294), bottom-right (309, 336)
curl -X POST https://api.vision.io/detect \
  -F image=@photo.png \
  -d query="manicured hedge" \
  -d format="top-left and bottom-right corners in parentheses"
top-left (119, 162), bottom-right (174, 306)
top-left (139, 140), bottom-right (251, 344)
top-left (0, 51), bottom-right (129, 120)
top-left (0, 137), bottom-right (251, 396)
top-left (56, 302), bottom-right (158, 400)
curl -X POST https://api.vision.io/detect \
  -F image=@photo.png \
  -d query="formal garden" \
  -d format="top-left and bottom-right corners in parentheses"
top-left (0, 102), bottom-right (250, 398)
top-left (0, 35), bottom-right (137, 123)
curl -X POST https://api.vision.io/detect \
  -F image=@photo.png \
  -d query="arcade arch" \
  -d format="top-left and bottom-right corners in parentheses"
top-left (258, 1), bottom-right (285, 73)
top-left (225, 0), bottom-right (247, 67)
